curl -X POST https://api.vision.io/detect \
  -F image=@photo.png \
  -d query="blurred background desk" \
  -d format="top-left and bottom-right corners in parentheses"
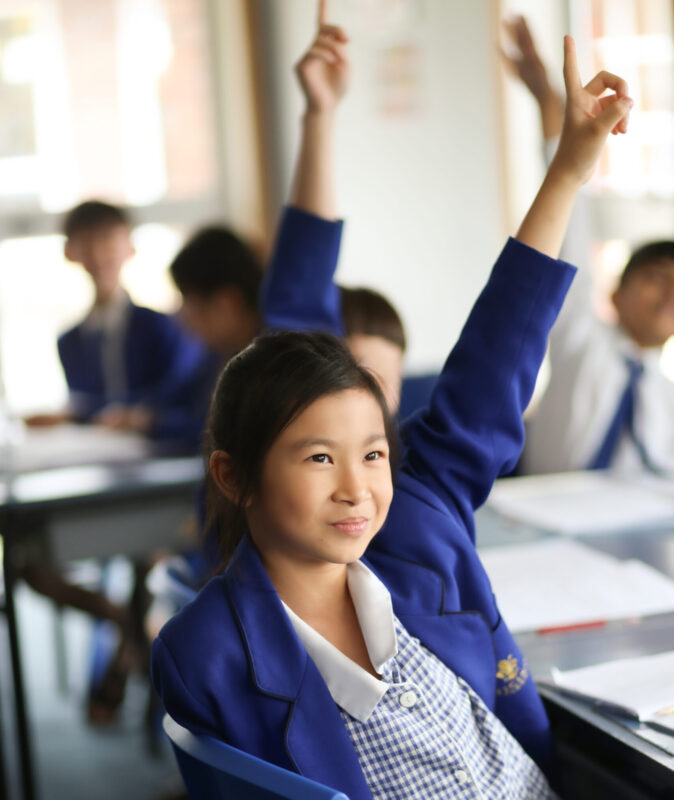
top-left (477, 502), bottom-right (674, 800)
top-left (0, 426), bottom-right (203, 800)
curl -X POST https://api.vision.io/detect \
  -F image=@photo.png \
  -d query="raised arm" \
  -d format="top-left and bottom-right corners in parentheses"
top-left (261, 0), bottom-right (349, 334)
top-left (516, 37), bottom-right (631, 257)
top-left (400, 38), bottom-right (632, 523)
top-left (502, 16), bottom-right (564, 141)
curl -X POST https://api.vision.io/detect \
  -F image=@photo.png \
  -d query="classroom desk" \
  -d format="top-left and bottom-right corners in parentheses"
top-left (0, 453), bottom-right (204, 800)
top-left (476, 506), bottom-right (674, 799)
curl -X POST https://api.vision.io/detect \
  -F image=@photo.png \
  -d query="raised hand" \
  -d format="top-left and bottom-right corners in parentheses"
top-left (515, 37), bottom-right (632, 257)
top-left (295, 0), bottom-right (350, 113)
top-left (502, 15), bottom-right (554, 103)
top-left (553, 36), bottom-right (632, 185)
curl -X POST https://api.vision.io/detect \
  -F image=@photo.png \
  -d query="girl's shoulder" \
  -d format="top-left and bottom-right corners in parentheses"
top-left (155, 573), bottom-right (245, 675)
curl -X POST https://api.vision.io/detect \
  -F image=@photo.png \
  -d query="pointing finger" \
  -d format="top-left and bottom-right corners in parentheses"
top-left (562, 35), bottom-right (582, 96)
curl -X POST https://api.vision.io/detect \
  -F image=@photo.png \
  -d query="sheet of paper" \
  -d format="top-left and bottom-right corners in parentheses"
top-left (0, 424), bottom-right (150, 472)
top-left (548, 651), bottom-right (674, 723)
top-left (487, 471), bottom-right (674, 535)
top-left (480, 538), bottom-right (674, 633)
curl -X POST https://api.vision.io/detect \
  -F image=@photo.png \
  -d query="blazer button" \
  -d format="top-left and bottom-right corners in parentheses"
top-left (398, 690), bottom-right (418, 708)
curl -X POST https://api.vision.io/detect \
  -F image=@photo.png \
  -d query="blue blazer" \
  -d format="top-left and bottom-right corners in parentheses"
top-left (262, 207), bottom-right (438, 416)
top-left (152, 237), bottom-right (576, 797)
top-left (58, 302), bottom-right (215, 444)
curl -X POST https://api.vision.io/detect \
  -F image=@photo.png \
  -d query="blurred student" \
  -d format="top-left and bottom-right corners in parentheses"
top-left (29, 200), bottom-right (210, 445)
top-left (504, 16), bottom-right (674, 475)
top-left (260, 22), bottom-right (435, 416)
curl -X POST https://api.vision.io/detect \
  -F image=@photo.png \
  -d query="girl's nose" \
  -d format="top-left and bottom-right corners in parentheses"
top-left (333, 465), bottom-right (369, 505)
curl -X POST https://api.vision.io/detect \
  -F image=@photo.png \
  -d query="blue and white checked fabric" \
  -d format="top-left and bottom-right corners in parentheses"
top-left (340, 617), bottom-right (554, 799)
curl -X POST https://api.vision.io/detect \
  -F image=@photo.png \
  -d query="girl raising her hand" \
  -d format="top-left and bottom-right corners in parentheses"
top-left (152, 8), bottom-right (632, 798)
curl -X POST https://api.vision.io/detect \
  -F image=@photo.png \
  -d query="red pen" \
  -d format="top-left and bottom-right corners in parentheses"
top-left (536, 620), bottom-right (607, 635)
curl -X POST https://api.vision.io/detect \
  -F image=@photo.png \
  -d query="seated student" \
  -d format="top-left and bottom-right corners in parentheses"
top-left (259, 21), bottom-right (434, 417)
top-left (503, 16), bottom-right (674, 475)
top-left (38, 200), bottom-right (210, 444)
top-left (151, 10), bottom-right (632, 796)
top-left (169, 226), bottom-right (263, 361)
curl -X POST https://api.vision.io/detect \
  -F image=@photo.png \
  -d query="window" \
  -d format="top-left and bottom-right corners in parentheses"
top-left (0, 0), bottom-right (223, 414)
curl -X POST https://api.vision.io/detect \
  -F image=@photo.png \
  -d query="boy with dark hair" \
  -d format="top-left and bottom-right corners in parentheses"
top-left (169, 225), bottom-right (262, 359)
top-left (504, 17), bottom-right (674, 474)
top-left (53, 199), bottom-right (210, 443)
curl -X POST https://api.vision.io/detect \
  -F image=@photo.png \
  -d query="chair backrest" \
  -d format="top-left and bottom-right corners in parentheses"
top-left (146, 556), bottom-right (198, 609)
top-left (163, 715), bottom-right (350, 800)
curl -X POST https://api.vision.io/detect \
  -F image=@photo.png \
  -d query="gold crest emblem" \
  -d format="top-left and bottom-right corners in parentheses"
top-left (496, 654), bottom-right (529, 696)
top-left (496, 655), bottom-right (519, 682)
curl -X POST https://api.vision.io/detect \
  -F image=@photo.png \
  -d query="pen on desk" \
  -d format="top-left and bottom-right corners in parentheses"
top-left (536, 620), bottom-right (608, 635)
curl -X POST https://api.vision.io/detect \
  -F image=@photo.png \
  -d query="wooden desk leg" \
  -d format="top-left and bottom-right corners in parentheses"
top-left (3, 517), bottom-right (37, 800)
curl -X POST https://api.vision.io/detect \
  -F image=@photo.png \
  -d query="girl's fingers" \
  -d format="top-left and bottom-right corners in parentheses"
top-left (596, 94), bottom-right (629, 134)
top-left (319, 23), bottom-right (349, 42)
top-left (317, 0), bottom-right (327, 27)
top-left (315, 34), bottom-right (348, 60)
top-left (584, 70), bottom-right (629, 98)
top-left (595, 95), bottom-right (633, 133)
top-left (562, 35), bottom-right (582, 95)
top-left (303, 44), bottom-right (339, 65)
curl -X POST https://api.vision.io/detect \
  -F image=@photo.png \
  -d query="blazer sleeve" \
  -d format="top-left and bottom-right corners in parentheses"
top-left (260, 206), bottom-right (345, 335)
top-left (400, 237), bottom-right (576, 532)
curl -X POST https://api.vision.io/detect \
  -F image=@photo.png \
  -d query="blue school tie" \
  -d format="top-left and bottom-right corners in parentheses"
top-left (588, 357), bottom-right (646, 470)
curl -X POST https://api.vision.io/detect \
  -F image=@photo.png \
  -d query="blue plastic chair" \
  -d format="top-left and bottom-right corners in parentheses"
top-left (163, 714), bottom-right (350, 799)
top-left (146, 555), bottom-right (199, 609)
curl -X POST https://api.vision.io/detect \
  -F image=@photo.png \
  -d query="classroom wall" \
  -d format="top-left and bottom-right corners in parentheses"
top-left (257, 0), bottom-right (509, 373)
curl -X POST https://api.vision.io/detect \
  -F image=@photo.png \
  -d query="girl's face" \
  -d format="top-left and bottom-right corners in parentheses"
top-left (246, 388), bottom-right (393, 571)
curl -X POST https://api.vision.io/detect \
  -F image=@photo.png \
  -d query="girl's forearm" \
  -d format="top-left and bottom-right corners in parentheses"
top-left (515, 162), bottom-right (582, 260)
top-left (289, 111), bottom-right (337, 220)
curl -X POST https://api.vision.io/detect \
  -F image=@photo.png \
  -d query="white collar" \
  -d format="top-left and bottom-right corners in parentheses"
top-left (283, 560), bottom-right (397, 722)
top-left (82, 289), bottom-right (131, 334)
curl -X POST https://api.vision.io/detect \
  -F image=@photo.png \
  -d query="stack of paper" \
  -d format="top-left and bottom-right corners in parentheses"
top-left (545, 651), bottom-right (674, 735)
top-left (480, 538), bottom-right (674, 633)
top-left (487, 471), bottom-right (674, 536)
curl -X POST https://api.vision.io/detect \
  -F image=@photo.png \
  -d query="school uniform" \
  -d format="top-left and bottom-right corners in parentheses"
top-left (522, 142), bottom-right (674, 475)
top-left (522, 247), bottom-right (674, 475)
top-left (58, 291), bottom-right (215, 444)
top-left (152, 236), bottom-right (576, 797)
top-left (261, 207), bottom-right (439, 416)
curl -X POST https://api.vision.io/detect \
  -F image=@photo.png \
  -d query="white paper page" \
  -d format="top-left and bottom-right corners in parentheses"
top-left (480, 539), bottom-right (674, 633)
top-left (487, 471), bottom-right (674, 535)
top-left (550, 651), bottom-right (674, 721)
top-left (0, 424), bottom-right (150, 472)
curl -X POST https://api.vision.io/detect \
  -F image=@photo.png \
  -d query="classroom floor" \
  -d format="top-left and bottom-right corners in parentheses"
top-left (10, 579), bottom-right (181, 800)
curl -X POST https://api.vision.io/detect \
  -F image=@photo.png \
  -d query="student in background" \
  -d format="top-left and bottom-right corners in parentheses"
top-left (152, 6), bottom-right (633, 794)
top-left (32, 200), bottom-right (210, 445)
top-left (169, 225), bottom-right (262, 361)
top-left (504, 16), bottom-right (674, 475)
top-left (260, 13), bottom-right (434, 416)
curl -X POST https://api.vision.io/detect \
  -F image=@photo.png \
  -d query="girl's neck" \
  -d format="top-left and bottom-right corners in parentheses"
top-left (261, 553), bottom-right (378, 678)
top-left (263, 553), bottom-right (350, 619)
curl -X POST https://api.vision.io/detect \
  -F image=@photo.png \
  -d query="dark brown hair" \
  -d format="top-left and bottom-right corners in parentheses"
top-left (170, 226), bottom-right (262, 310)
top-left (340, 287), bottom-right (407, 351)
top-left (620, 240), bottom-right (674, 286)
top-left (62, 200), bottom-right (131, 239)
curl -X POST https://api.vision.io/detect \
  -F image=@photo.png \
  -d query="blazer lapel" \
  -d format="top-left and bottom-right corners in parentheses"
top-left (226, 537), bottom-right (373, 799)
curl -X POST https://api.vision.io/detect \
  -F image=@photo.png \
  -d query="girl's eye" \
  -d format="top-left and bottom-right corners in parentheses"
top-left (365, 450), bottom-right (386, 461)
top-left (307, 453), bottom-right (332, 464)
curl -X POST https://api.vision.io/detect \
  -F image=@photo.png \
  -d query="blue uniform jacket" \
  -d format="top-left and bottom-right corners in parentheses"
top-left (262, 206), bottom-right (438, 415)
top-left (58, 302), bottom-right (216, 444)
top-left (152, 237), bottom-right (576, 797)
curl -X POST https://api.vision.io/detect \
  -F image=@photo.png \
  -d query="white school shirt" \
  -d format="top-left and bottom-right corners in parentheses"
top-left (522, 141), bottom-right (674, 476)
top-left (283, 561), bottom-right (554, 799)
top-left (80, 289), bottom-right (131, 402)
